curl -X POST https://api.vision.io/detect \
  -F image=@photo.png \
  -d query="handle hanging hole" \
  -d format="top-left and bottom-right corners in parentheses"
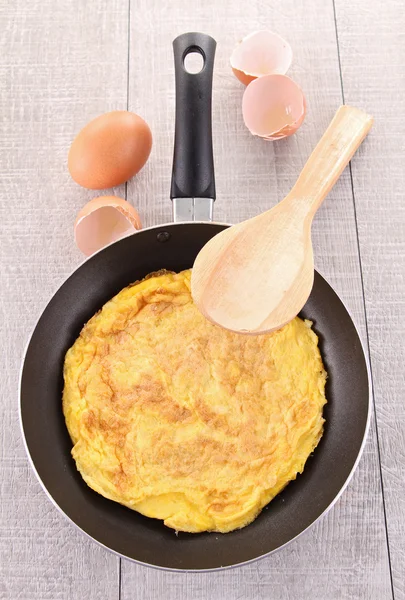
top-left (183, 49), bottom-right (205, 74)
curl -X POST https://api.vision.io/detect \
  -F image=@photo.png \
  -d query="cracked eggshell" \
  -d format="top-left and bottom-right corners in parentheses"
top-left (231, 30), bottom-right (293, 86)
top-left (242, 74), bottom-right (306, 140)
top-left (74, 196), bottom-right (142, 256)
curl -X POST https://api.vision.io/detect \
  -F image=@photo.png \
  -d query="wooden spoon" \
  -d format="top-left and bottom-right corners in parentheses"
top-left (192, 105), bottom-right (373, 334)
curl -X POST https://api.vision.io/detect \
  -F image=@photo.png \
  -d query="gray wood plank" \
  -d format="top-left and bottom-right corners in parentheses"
top-left (124, 1), bottom-right (392, 597)
top-left (0, 0), bottom-right (128, 598)
top-left (334, 1), bottom-right (405, 598)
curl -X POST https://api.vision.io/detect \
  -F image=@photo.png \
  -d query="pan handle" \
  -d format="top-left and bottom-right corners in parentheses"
top-left (171, 32), bottom-right (216, 222)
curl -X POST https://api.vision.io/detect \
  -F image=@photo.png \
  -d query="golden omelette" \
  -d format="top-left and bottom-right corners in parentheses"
top-left (63, 270), bottom-right (327, 533)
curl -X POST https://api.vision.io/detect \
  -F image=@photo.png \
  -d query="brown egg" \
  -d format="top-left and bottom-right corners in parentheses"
top-left (68, 111), bottom-right (152, 189)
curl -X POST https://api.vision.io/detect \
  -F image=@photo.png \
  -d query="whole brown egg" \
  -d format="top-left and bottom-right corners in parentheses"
top-left (68, 111), bottom-right (152, 189)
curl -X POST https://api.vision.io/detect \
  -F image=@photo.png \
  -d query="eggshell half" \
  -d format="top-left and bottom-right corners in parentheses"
top-left (75, 196), bottom-right (142, 256)
top-left (242, 74), bottom-right (306, 139)
top-left (231, 30), bottom-right (293, 85)
top-left (68, 111), bottom-right (152, 190)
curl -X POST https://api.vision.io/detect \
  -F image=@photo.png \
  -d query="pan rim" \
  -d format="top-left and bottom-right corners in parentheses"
top-left (18, 222), bottom-right (372, 572)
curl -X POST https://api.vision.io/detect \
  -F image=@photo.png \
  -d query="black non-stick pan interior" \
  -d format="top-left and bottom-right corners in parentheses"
top-left (20, 222), bottom-right (370, 571)
top-left (20, 31), bottom-right (370, 571)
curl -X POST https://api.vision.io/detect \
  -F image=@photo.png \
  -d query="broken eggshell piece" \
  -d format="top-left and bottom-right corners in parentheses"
top-left (231, 30), bottom-right (293, 86)
top-left (242, 74), bottom-right (306, 140)
top-left (74, 196), bottom-right (142, 256)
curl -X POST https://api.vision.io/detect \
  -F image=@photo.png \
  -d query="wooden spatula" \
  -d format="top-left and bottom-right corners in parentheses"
top-left (192, 105), bottom-right (373, 334)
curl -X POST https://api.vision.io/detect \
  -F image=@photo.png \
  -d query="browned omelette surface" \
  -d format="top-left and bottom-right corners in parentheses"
top-left (63, 270), bottom-right (327, 533)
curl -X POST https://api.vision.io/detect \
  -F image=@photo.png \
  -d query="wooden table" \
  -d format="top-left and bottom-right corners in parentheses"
top-left (1, 1), bottom-right (404, 598)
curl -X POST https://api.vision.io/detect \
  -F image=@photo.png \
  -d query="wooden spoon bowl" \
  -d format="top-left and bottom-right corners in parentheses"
top-left (192, 106), bottom-right (373, 334)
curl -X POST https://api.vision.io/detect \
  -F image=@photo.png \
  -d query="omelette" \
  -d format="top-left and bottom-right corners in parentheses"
top-left (63, 269), bottom-right (327, 533)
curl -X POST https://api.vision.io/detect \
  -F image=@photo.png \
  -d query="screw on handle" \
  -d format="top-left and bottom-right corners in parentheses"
top-left (170, 32), bottom-right (217, 201)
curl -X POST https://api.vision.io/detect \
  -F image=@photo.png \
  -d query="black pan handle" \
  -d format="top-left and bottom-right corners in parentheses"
top-left (170, 32), bottom-right (216, 201)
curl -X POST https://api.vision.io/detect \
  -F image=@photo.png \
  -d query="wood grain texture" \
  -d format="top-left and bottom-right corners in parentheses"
top-left (0, 0), bottom-right (128, 598)
top-left (0, 0), bottom-right (398, 598)
top-left (192, 106), bottom-right (373, 334)
top-left (334, 0), bottom-right (405, 598)
top-left (124, 0), bottom-right (392, 597)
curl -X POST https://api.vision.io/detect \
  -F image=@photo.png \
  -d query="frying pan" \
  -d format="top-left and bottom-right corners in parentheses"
top-left (20, 32), bottom-right (371, 571)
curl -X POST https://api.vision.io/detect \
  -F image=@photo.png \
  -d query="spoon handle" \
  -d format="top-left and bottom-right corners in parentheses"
top-left (289, 106), bottom-right (373, 216)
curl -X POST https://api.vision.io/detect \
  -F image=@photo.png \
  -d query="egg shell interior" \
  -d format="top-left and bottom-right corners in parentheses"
top-left (231, 30), bottom-right (293, 82)
top-left (75, 204), bottom-right (139, 256)
top-left (242, 74), bottom-right (306, 138)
